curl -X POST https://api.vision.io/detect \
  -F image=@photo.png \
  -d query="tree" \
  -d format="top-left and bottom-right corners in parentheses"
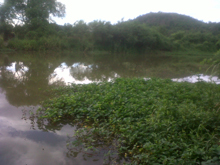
top-left (24, 0), bottom-right (65, 30)
top-left (0, 0), bottom-right (65, 32)
top-left (0, 0), bottom-right (15, 41)
top-left (88, 20), bottom-right (113, 50)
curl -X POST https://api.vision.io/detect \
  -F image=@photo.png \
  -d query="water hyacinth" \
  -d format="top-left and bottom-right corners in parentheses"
top-left (36, 78), bottom-right (220, 164)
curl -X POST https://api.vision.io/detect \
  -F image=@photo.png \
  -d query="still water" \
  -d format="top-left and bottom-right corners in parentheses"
top-left (0, 51), bottom-right (219, 165)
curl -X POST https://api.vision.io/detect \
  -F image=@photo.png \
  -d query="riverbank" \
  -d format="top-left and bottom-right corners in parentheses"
top-left (35, 78), bottom-right (220, 164)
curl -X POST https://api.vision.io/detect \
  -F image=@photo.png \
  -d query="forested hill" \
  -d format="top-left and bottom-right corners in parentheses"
top-left (135, 12), bottom-right (204, 26)
top-left (131, 12), bottom-right (220, 37)
top-left (134, 12), bottom-right (206, 32)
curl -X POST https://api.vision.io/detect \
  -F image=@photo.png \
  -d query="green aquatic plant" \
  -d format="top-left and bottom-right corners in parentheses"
top-left (36, 78), bottom-right (220, 164)
top-left (201, 50), bottom-right (220, 78)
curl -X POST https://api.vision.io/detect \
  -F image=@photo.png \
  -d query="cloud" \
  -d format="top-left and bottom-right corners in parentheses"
top-left (0, 136), bottom-right (69, 165)
top-left (55, 0), bottom-right (220, 24)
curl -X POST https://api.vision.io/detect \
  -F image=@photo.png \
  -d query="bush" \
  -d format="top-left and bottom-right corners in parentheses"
top-left (25, 31), bottom-right (38, 40)
top-left (196, 41), bottom-right (216, 52)
top-left (8, 38), bottom-right (38, 51)
top-left (215, 49), bottom-right (220, 56)
top-left (7, 36), bottom-right (71, 51)
top-left (0, 35), bottom-right (3, 48)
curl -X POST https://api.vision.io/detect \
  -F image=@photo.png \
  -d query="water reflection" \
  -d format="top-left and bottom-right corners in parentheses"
top-left (0, 56), bottom-right (62, 106)
top-left (49, 62), bottom-right (121, 85)
top-left (0, 92), bottom-right (74, 165)
top-left (172, 74), bottom-right (220, 84)
top-left (1, 53), bottom-right (217, 88)
top-left (0, 93), bottom-right (106, 165)
top-left (0, 52), bottom-right (219, 165)
top-left (5, 62), bottom-right (29, 81)
top-left (28, 112), bottom-right (126, 165)
top-left (49, 62), bottom-right (95, 85)
top-left (3, 58), bottom-right (217, 87)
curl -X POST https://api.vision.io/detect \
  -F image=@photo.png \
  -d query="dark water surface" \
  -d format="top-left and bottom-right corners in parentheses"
top-left (0, 51), bottom-right (219, 165)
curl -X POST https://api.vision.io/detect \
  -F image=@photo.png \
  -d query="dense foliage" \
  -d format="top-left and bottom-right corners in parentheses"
top-left (36, 78), bottom-right (220, 164)
top-left (0, 0), bottom-right (65, 42)
top-left (1, 10), bottom-right (220, 53)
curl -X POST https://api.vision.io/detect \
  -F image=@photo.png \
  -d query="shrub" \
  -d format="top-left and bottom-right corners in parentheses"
top-left (0, 35), bottom-right (3, 48)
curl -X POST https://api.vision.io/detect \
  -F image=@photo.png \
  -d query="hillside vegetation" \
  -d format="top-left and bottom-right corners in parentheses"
top-left (134, 12), bottom-right (206, 33)
top-left (1, 12), bottom-right (220, 53)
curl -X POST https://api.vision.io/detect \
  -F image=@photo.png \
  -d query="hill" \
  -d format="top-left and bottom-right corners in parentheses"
top-left (133, 12), bottom-right (208, 34)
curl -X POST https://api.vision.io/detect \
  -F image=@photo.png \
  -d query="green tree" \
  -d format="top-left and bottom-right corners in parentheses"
top-left (71, 20), bottom-right (93, 52)
top-left (88, 20), bottom-right (113, 50)
top-left (0, 0), bottom-right (17, 41)
top-left (0, 0), bottom-right (65, 31)
top-left (24, 0), bottom-right (65, 30)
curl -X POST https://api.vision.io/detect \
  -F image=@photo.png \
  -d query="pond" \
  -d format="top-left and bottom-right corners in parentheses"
top-left (0, 51), bottom-right (219, 165)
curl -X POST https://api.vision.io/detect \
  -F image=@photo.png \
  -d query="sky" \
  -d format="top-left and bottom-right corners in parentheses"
top-left (54, 0), bottom-right (220, 24)
top-left (1, 0), bottom-right (220, 24)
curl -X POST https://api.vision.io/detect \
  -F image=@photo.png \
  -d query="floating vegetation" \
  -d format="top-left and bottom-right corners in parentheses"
top-left (35, 78), bottom-right (220, 164)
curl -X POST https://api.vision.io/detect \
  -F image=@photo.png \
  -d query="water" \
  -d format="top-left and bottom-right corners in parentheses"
top-left (172, 74), bottom-right (220, 84)
top-left (0, 52), bottom-right (218, 165)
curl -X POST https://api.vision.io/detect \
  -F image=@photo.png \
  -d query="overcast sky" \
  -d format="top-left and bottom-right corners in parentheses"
top-left (1, 0), bottom-right (220, 24)
top-left (53, 0), bottom-right (220, 24)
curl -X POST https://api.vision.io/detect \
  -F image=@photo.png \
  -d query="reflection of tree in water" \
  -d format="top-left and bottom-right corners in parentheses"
top-left (69, 62), bottom-right (118, 82)
top-left (0, 63), bottom-right (28, 106)
top-left (0, 54), bottom-right (63, 106)
top-left (67, 55), bottom-right (148, 82)
top-left (26, 111), bottom-right (128, 165)
top-left (66, 128), bottom-right (127, 165)
top-left (69, 63), bottom-right (92, 81)
top-left (66, 54), bottom-right (204, 82)
top-left (0, 53), bottom-right (199, 106)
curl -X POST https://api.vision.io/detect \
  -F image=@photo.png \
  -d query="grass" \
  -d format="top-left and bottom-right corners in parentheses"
top-left (34, 78), bottom-right (220, 164)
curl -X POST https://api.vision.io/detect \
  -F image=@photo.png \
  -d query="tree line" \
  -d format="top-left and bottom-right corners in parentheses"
top-left (0, 1), bottom-right (220, 53)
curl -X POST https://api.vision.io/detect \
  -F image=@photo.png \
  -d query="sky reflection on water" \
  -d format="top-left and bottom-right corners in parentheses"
top-left (0, 92), bottom-right (68, 165)
top-left (50, 62), bottom-right (220, 84)
top-left (0, 101), bottom-right (104, 165)
top-left (49, 62), bottom-right (96, 84)
top-left (0, 53), bottom-right (219, 165)
top-left (172, 74), bottom-right (220, 84)
top-left (0, 88), bottom-right (104, 165)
